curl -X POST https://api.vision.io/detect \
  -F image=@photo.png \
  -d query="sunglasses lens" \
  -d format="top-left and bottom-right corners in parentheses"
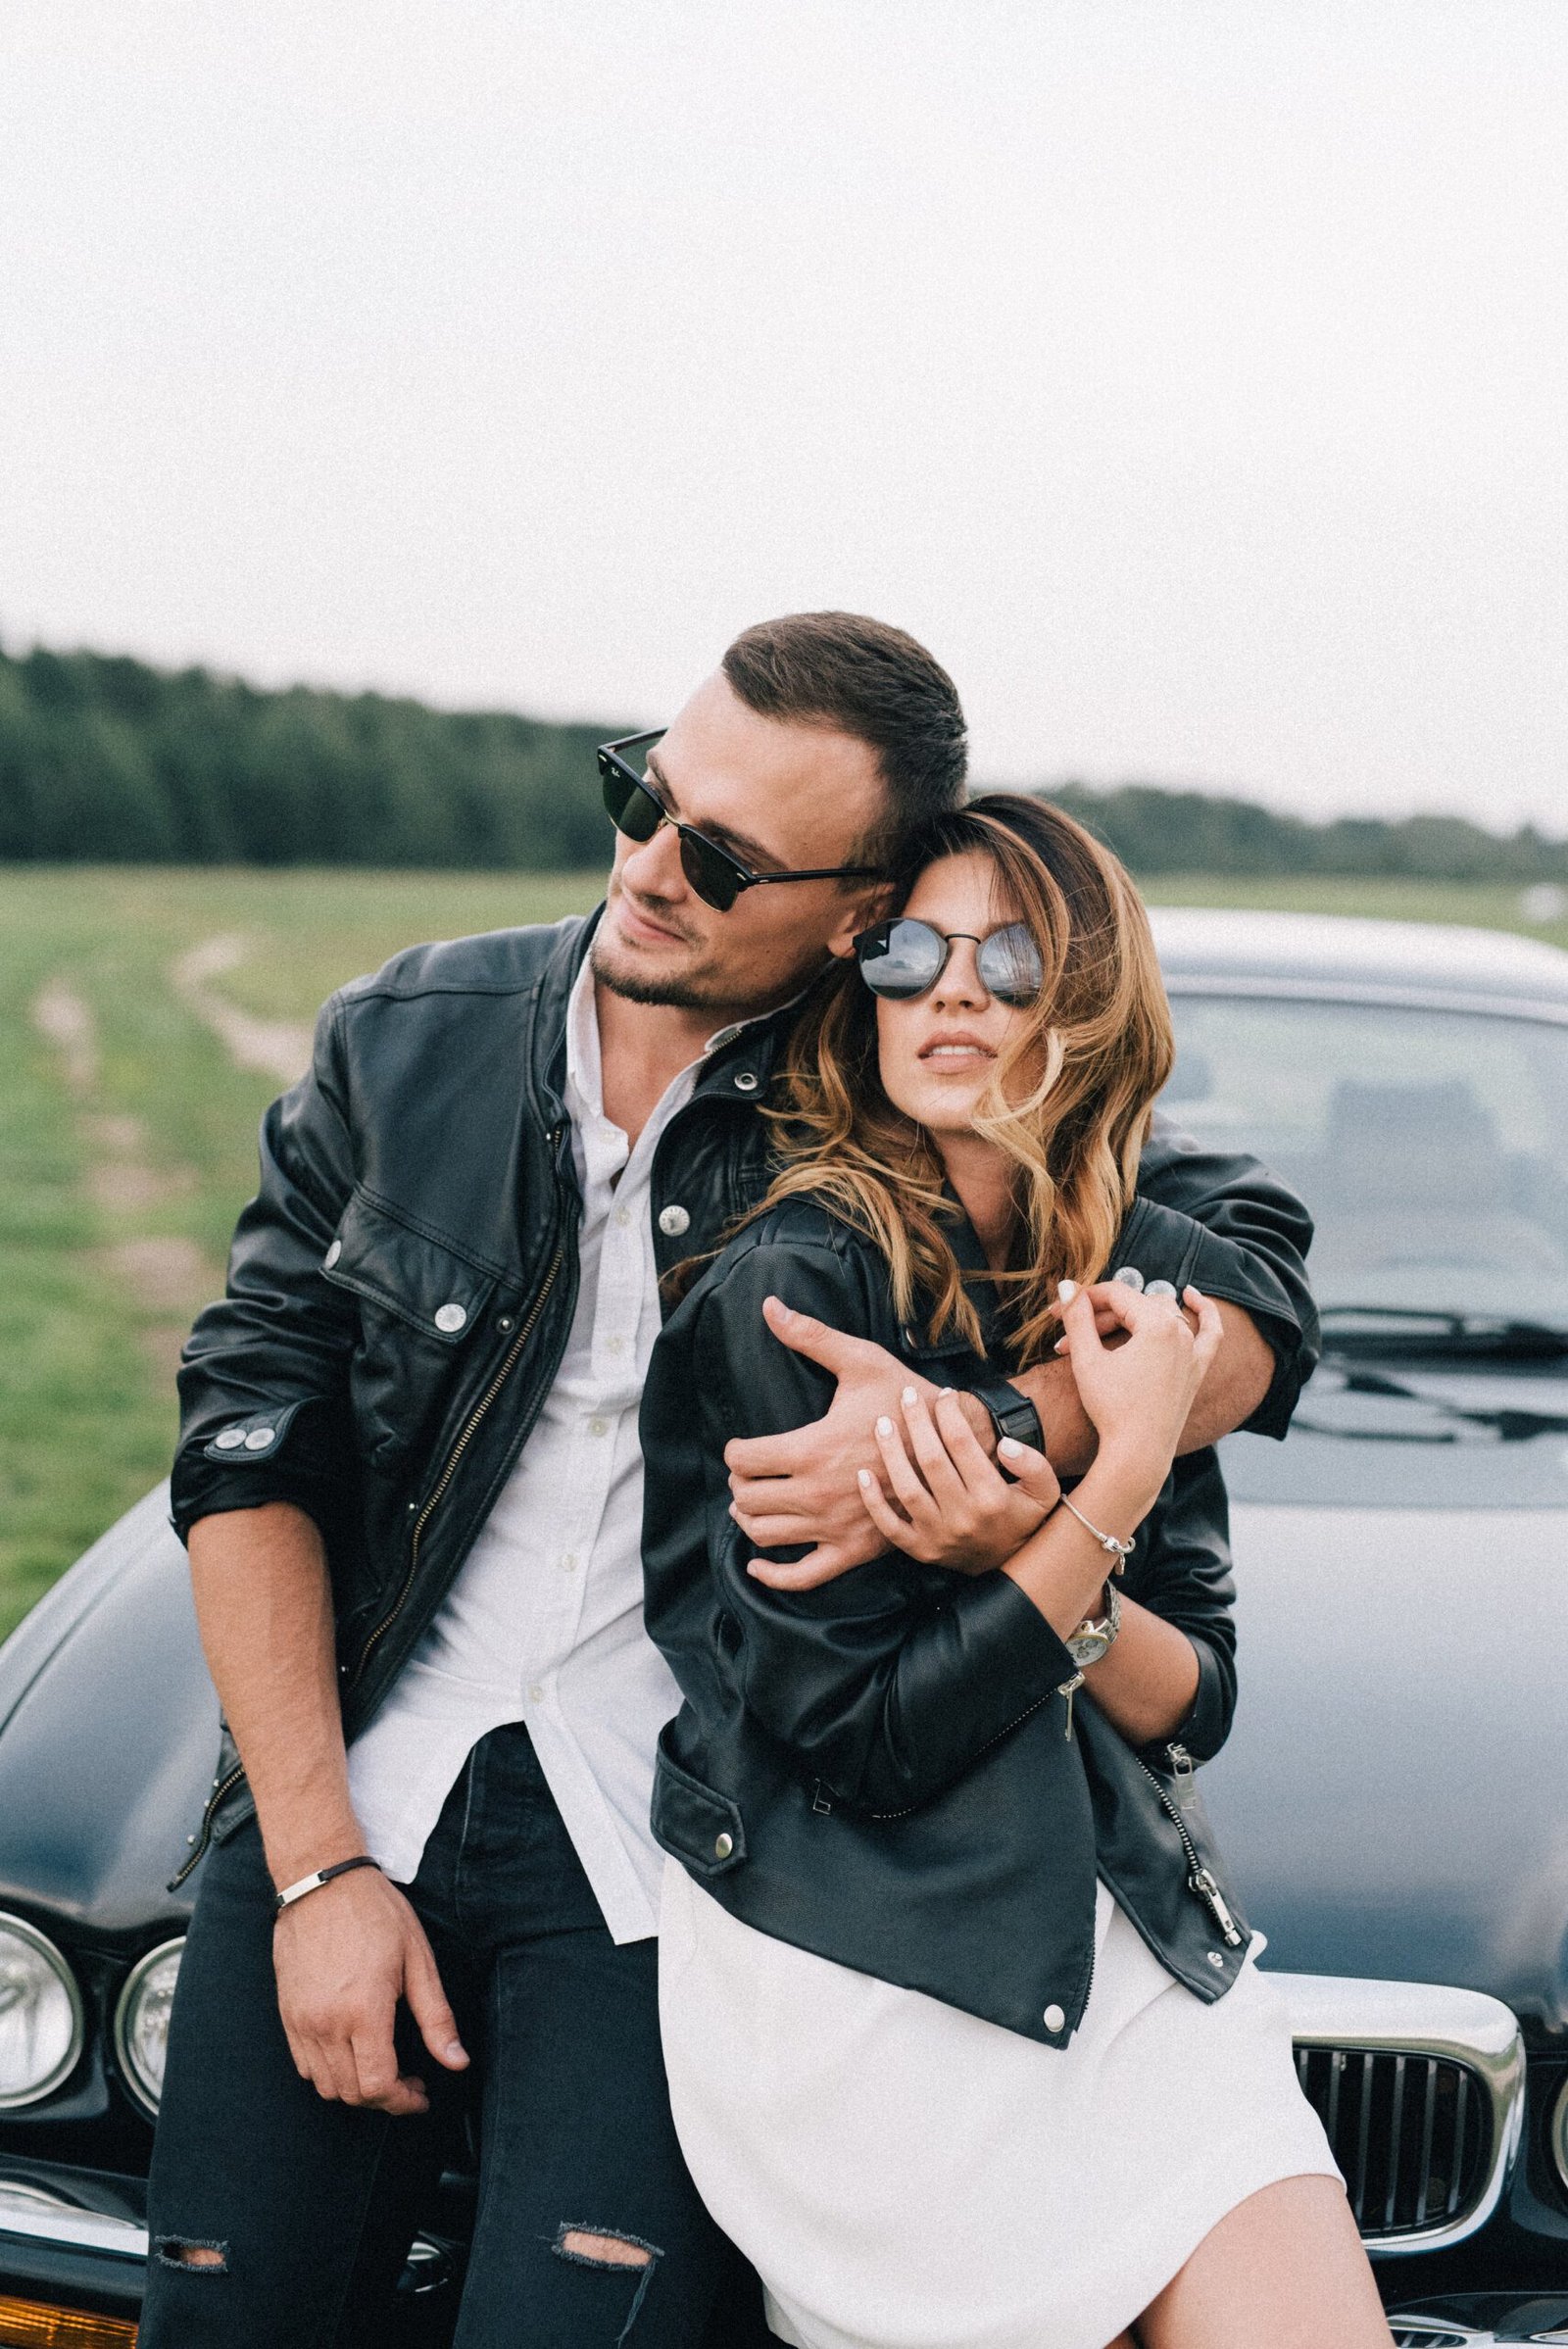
top-left (977, 923), bottom-right (1044, 1004)
top-left (856, 918), bottom-right (947, 999)
top-left (600, 760), bottom-right (662, 844)
top-left (679, 833), bottom-right (742, 912)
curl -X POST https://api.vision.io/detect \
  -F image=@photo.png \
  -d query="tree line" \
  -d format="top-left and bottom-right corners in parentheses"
top-left (3, 638), bottom-right (1563, 882)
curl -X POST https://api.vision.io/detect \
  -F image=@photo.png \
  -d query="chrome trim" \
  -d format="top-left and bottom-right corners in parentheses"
top-left (0, 1910), bottom-right (86, 2110)
top-left (1386, 2311), bottom-right (1568, 2345)
top-left (112, 1933), bottom-right (185, 2120)
top-left (1274, 1972), bottom-right (1526, 2257)
top-left (0, 2178), bottom-right (147, 2261)
top-left (1163, 974), bottom-right (1568, 1025)
top-left (1552, 2075), bottom-right (1568, 2198)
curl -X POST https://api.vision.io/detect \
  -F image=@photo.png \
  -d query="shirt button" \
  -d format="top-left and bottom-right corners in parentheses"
top-left (434, 1301), bottom-right (467, 1334)
top-left (528, 1683), bottom-right (545, 1703)
top-left (713, 1833), bottom-right (734, 1860)
top-left (613, 1205), bottom-right (632, 1229)
top-left (588, 1416), bottom-right (610, 1438)
top-left (1043, 2003), bottom-right (1065, 2032)
top-left (604, 1335), bottom-right (625, 1355)
top-left (560, 1552), bottom-right (578, 1574)
top-left (658, 1203), bottom-right (691, 1238)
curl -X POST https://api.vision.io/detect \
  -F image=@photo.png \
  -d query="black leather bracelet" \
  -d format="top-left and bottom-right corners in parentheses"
top-left (273, 1854), bottom-right (382, 1916)
top-left (965, 1375), bottom-right (1045, 1468)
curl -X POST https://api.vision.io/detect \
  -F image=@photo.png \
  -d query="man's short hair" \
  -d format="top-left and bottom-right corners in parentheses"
top-left (721, 612), bottom-right (967, 873)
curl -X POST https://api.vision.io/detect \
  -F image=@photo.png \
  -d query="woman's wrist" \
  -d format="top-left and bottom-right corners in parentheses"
top-left (1072, 1444), bottom-right (1168, 1540)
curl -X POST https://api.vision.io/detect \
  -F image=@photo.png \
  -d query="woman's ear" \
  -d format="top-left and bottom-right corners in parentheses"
top-left (825, 880), bottom-right (896, 961)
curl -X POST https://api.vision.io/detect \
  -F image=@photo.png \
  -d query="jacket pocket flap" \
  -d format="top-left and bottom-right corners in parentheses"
top-left (322, 1190), bottom-right (497, 1344)
top-left (652, 1734), bottom-right (747, 1877)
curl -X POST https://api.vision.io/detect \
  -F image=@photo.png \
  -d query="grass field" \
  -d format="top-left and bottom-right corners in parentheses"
top-left (4, 863), bottom-right (1566, 1640)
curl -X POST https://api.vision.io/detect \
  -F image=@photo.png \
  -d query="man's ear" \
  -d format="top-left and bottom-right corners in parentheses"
top-left (824, 880), bottom-right (896, 961)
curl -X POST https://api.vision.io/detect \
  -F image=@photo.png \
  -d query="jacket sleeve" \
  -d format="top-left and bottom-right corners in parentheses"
top-left (1122, 1448), bottom-right (1237, 1765)
top-left (1132, 1110), bottom-right (1320, 1440)
top-left (682, 1239), bottom-right (1082, 1816)
top-left (169, 991), bottom-right (361, 1544)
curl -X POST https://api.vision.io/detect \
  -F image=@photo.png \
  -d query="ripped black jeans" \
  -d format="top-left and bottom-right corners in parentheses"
top-left (140, 1722), bottom-right (752, 2349)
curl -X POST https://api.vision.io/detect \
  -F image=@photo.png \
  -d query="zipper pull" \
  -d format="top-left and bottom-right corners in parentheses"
top-left (1166, 1741), bottom-right (1197, 1810)
top-left (1191, 1866), bottom-right (1244, 1947)
top-left (1057, 1671), bottom-right (1085, 1740)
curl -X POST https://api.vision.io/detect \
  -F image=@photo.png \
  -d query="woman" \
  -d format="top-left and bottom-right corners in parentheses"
top-left (639, 796), bottom-right (1391, 2349)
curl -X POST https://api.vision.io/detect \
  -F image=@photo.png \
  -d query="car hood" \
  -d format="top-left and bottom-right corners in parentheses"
top-left (1203, 1467), bottom-right (1568, 2035)
top-left (0, 1487), bottom-right (219, 1937)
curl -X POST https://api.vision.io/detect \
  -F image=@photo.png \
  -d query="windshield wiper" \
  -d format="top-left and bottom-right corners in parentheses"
top-left (1319, 1306), bottom-right (1568, 1361)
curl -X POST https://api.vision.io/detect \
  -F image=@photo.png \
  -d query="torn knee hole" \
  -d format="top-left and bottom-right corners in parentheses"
top-left (556, 2226), bottom-right (657, 2269)
top-left (155, 2235), bottom-right (228, 2273)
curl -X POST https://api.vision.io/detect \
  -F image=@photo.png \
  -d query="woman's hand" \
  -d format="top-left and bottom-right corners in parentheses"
top-left (853, 1386), bottom-right (1061, 1574)
top-left (1056, 1279), bottom-right (1223, 1485)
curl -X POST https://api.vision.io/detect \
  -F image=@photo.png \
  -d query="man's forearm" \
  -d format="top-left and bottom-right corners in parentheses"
top-left (1014, 1299), bottom-right (1275, 1475)
top-left (187, 1500), bottom-right (364, 1890)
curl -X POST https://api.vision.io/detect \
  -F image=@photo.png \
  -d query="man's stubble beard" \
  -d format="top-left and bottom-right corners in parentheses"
top-left (590, 925), bottom-right (832, 1022)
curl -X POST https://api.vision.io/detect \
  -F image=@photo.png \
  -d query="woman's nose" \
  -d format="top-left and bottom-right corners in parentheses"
top-left (930, 937), bottom-right (989, 1010)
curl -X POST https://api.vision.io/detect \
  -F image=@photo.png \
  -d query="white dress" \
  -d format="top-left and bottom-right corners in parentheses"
top-left (660, 1857), bottom-right (1342, 2349)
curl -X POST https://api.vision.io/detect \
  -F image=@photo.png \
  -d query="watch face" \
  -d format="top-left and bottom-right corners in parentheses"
top-left (1066, 1625), bottom-right (1111, 1668)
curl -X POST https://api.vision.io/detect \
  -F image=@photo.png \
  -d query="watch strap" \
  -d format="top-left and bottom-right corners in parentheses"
top-left (966, 1375), bottom-right (1044, 1463)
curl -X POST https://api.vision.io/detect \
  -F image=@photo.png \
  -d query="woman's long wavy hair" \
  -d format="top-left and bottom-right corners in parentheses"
top-left (758, 793), bottom-right (1175, 1366)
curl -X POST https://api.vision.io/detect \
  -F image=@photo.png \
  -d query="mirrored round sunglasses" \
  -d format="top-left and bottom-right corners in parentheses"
top-left (853, 917), bottom-right (1044, 1004)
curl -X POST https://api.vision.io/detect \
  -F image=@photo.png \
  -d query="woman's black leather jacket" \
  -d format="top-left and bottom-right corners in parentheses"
top-left (641, 1195), bottom-right (1266, 2050)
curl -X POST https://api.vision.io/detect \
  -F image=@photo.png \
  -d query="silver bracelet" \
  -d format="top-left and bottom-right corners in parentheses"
top-left (1058, 1496), bottom-right (1136, 1570)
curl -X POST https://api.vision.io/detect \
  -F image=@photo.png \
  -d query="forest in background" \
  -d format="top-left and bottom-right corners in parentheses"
top-left (3, 637), bottom-right (1564, 882)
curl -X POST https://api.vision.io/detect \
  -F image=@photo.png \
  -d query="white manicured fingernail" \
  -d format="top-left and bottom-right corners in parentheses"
top-left (901, 1386), bottom-right (917, 1405)
top-left (1057, 1278), bottom-right (1078, 1302)
top-left (876, 1416), bottom-right (894, 1437)
top-left (858, 1468), bottom-right (873, 1488)
top-left (998, 1437), bottom-right (1023, 1459)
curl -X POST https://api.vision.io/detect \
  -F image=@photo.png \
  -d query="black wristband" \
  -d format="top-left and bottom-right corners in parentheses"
top-left (966, 1375), bottom-right (1045, 1465)
top-left (274, 1854), bottom-right (382, 1916)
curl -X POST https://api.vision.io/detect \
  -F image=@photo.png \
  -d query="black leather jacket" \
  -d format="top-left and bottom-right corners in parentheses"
top-left (642, 1198), bottom-right (1262, 2048)
top-left (170, 908), bottom-right (1317, 1873)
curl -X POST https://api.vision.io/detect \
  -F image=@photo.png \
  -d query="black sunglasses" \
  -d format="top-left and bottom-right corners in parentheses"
top-left (597, 729), bottom-right (884, 914)
top-left (853, 916), bottom-right (1045, 1005)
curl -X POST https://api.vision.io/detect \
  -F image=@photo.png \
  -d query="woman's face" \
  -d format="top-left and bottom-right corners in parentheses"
top-left (874, 851), bottom-right (1037, 1139)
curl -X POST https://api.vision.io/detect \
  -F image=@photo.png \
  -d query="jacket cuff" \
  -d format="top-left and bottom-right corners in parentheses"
top-left (1157, 1633), bottom-right (1231, 1764)
top-left (170, 1397), bottom-right (342, 1545)
top-left (1114, 1196), bottom-right (1311, 1441)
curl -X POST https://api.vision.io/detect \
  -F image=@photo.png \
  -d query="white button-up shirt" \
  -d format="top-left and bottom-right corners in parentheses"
top-left (347, 956), bottom-right (713, 1942)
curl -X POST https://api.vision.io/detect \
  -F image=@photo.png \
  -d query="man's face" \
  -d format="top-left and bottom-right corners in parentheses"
top-left (592, 671), bottom-right (890, 1019)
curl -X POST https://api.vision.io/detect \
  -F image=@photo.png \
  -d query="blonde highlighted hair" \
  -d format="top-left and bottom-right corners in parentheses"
top-left (758, 793), bottom-right (1175, 1365)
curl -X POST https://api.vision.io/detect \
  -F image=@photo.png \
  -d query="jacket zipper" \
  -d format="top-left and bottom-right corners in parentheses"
top-left (350, 1223), bottom-right (566, 1689)
top-left (172, 1132), bottom-right (570, 1889)
top-left (1130, 1750), bottom-right (1243, 1946)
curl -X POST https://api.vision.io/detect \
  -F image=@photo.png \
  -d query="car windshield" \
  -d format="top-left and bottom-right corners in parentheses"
top-left (1160, 994), bottom-right (1568, 1333)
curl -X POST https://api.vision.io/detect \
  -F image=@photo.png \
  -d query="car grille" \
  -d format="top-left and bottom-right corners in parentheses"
top-left (1295, 2045), bottom-right (1489, 2239)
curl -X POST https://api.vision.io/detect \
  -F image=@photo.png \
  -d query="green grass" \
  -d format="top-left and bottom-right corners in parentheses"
top-left (1, 863), bottom-right (1564, 1641)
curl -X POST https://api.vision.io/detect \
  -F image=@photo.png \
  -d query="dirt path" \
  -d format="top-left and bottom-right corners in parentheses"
top-left (171, 934), bottom-right (314, 1087)
top-left (30, 980), bottom-right (220, 1369)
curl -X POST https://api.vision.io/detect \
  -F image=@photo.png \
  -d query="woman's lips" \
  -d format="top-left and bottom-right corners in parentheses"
top-left (917, 1036), bottom-right (995, 1064)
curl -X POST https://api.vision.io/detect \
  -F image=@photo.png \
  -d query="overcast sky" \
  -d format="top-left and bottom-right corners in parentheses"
top-left (3, 1), bottom-right (1564, 828)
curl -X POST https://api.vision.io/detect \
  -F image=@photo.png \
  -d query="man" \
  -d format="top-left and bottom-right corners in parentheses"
top-left (142, 613), bottom-right (1315, 2347)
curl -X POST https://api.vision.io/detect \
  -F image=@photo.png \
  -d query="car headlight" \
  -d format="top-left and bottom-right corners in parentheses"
top-left (1552, 2074), bottom-right (1568, 2197)
top-left (0, 1911), bottom-right (84, 2109)
top-left (113, 1937), bottom-right (184, 2117)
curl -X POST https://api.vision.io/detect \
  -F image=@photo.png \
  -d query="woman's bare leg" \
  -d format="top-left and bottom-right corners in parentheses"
top-left (1135, 2176), bottom-right (1393, 2349)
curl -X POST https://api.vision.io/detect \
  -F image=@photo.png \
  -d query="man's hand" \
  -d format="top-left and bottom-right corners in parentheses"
top-left (1015, 1287), bottom-right (1270, 1476)
top-left (725, 1296), bottom-right (996, 1591)
top-left (273, 1865), bottom-right (468, 2117)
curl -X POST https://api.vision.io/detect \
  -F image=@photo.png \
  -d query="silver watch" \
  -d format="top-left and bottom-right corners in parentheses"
top-left (1065, 1579), bottom-right (1122, 1669)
